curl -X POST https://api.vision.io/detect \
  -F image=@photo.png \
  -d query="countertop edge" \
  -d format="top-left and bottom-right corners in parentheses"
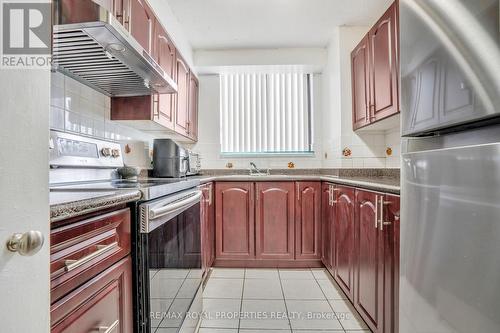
top-left (50, 190), bottom-right (142, 223)
top-left (197, 175), bottom-right (400, 194)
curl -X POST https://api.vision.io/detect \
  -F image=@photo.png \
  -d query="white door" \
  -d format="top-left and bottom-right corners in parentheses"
top-left (0, 60), bottom-right (50, 331)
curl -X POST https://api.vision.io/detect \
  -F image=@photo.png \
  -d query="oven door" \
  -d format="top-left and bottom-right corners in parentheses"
top-left (138, 189), bottom-right (203, 333)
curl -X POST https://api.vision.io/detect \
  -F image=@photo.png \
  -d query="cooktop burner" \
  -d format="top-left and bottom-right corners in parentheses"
top-left (50, 178), bottom-right (201, 200)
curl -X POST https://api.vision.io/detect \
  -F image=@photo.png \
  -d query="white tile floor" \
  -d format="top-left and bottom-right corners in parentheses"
top-left (200, 268), bottom-right (370, 333)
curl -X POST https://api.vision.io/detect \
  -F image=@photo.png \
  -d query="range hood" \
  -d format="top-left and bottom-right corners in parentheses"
top-left (52, 0), bottom-right (177, 97)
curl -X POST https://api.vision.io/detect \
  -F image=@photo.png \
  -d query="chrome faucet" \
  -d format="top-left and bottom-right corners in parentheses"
top-left (249, 162), bottom-right (270, 176)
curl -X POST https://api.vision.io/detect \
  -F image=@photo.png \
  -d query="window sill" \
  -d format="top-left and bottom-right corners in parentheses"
top-left (220, 152), bottom-right (316, 158)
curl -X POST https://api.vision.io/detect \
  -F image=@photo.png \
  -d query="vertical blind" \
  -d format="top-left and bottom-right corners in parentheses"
top-left (220, 72), bottom-right (313, 154)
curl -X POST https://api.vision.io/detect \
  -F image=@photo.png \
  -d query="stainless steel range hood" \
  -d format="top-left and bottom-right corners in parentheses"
top-left (52, 0), bottom-right (177, 97)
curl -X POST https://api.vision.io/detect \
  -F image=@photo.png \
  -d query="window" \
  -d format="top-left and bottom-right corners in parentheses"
top-left (220, 72), bottom-right (313, 155)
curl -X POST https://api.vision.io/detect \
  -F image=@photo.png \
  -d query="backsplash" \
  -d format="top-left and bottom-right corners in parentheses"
top-left (50, 71), bottom-right (155, 144)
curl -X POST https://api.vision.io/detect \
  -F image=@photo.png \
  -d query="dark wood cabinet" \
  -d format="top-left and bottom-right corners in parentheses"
top-left (215, 182), bottom-right (255, 260)
top-left (51, 256), bottom-right (133, 333)
top-left (109, 0), bottom-right (199, 141)
top-left (255, 182), bottom-right (295, 260)
top-left (295, 182), bottom-right (321, 260)
top-left (175, 56), bottom-right (190, 138)
top-left (50, 208), bottom-right (131, 303)
top-left (352, 35), bottom-right (371, 130)
top-left (321, 183), bottom-right (335, 270)
top-left (188, 73), bottom-right (199, 141)
top-left (354, 189), bottom-right (384, 333)
top-left (352, 1), bottom-right (399, 130)
top-left (128, 0), bottom-right (154, 53)
top-left (383, 194), bottom-right (400, 333)
top-left (201, 182), bottom-right (215, 273)
top-left (334, 186), bottom-right (355, 301)
top-left (153, 20), bottom-right (176, 130)
top-left (368, 2), bottom-right (399, 123)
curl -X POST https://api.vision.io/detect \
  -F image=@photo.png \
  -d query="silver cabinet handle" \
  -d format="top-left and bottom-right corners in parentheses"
top-left (380, 200), bottom-right (393, 231)
top-left (65, 242), bottom-right (118, 272)
top-left (97, 320), bottom-right (119, 333)
top-left (7, 231), bottom-right (44, 256)
top-left (332, 188), bottom-right (339, 204)
top-left (375, 195), bottom-right (379, 229)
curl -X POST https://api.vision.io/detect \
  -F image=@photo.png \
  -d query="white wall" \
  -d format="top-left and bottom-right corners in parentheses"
top-left (195, 48), bottom-right (327, 74)
top-left (193, 74), bottom-right (324, 169)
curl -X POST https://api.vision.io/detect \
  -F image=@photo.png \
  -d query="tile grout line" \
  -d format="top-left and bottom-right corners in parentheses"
top-left (310, 268), bottom-right (347, 333)
top-left (237, 269), bottom-right (246, 332)
top-left (277, 268), bottom-right (293, 332)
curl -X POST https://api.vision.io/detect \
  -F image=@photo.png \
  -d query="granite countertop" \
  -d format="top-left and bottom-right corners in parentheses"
top-left (194, 174), bottom-right (400, 194)
top-left (50, 189), bottom-right (142, 222)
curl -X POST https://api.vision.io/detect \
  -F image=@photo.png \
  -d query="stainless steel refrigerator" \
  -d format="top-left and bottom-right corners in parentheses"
top-left (400, 0), bottom-right (500, 332)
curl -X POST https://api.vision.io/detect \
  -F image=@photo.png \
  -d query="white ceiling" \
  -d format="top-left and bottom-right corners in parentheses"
top-left (166, 0), bottom-right (393, 50)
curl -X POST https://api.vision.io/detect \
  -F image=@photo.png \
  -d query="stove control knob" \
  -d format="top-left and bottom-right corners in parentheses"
top-left (111, 149), bottom-right (121, 158)
top-left (101, 147), bottom-right (111, 157)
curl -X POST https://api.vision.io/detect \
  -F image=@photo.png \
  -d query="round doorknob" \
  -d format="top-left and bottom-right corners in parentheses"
top-left (6, 231), bottom-right (44, 256)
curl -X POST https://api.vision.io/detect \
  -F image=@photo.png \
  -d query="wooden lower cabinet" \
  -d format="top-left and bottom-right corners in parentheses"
top-left (201, 182), bottom-right (215, 273)
top-left (255, 182), bottom-right (295, 260)
top-left (334, 186), bottom-right (356, 301)
top-left (51, 256), bottom-right (133, 333)
top-left (295, 182), bottom-right (322, 260)
top-left (354, 189), bottom-right (384, 333)
top-left (215, 182), bottom-right (255, 260)
top-left (321, 183), bottom-right (335, 270)
top-left (384, 194), bottom-right (400, 333)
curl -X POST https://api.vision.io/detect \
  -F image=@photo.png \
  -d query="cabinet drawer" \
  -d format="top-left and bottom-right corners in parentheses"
top-left (51, 256), bottom-right (133, 333)
top-left (50, 208), bottom-right (131, 303)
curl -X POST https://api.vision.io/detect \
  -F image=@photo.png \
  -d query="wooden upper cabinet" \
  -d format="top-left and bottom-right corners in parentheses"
top-left (352, 35), bottom-right (370, 130)
top-left (215, 182), bottom-right (255, 260)
top-left (334, 186), bottom-right (355, 302)
top-left (188, 74), bottom-right (199, 141)
top-left (354, 189), bottom-right (384, 333)
top-left (175, 56), bottom-right (190, 137)
top-left (255, 182), bottom-right (295, 260)
top-left (368, 2), bottom-right (399, 122)
top-left (352, 1), bottom-right (399, 130)
top-left (295, 182), bottom-right (321, 260)
top-left (153, 20), bottom-right (176, 130)
top-left (128, 0), bottom-right (154, 54)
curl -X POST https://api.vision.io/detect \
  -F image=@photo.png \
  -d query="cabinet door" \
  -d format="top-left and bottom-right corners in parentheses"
top-left (128, 0), bottom-right (154, 54)
top-left (334, 186), bottom-right (355, 301)
top-left (354, 189), bottom-right (384, 333)
top-left (295, 182), bottom-right (321, 260)
top-left (188, 74), bottom-right (199, 141)
top-left (207, 183), bottom-right (216, 267)
top-left (255, 182), bottom-right (295, 260)
top-left (51, 257), bottom-right (133, 333)
top-left (175, 56), bottom-right (190, 137)
top-left (352, 35), bottom-right (371, 130)
top-left (215, 182), bottom-right (255, 260)
top-left (201, 183), bottom-right (215, 271)
top-left (321, 183), bottom-right (334, 270)
top-left (383, 194), bottom-right (400, 333)
top-left (153, 21), bottom-right (176, 130)
top-left (369, 2), bottom-right (399, 122)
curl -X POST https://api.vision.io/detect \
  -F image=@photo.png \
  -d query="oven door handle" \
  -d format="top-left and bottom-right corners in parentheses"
top-left (149, 190), bottom-right (202, 220)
